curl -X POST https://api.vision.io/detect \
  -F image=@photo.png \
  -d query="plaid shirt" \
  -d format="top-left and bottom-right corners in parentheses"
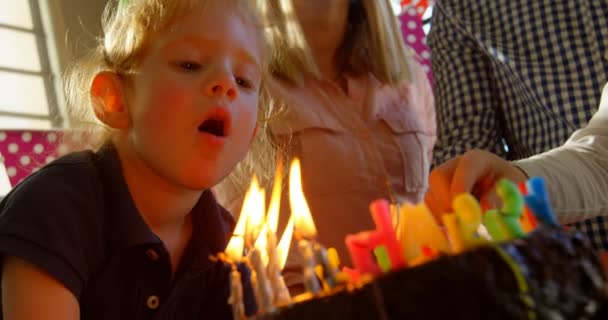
top-left (428, 0), bottom-right (608, 249)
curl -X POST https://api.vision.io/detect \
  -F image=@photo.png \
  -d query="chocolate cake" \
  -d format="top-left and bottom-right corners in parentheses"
top-left (254, 226), bottom-right (608, 320)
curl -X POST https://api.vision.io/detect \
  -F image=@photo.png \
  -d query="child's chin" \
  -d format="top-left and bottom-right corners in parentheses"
top-left (179, 174), bottom-right (222, 192)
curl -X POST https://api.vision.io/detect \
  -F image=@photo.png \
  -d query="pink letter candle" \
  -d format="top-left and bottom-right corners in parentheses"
top-left (345, 199), bottom-right (405, 275)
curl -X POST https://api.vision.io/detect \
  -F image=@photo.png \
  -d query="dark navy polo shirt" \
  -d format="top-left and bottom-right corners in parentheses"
top-left (0, 144), bottom-right (256, 319)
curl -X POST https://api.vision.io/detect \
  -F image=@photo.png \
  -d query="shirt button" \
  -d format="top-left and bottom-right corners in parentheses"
top-left (146, 249), bottom-right (159, 262)
top-left (147, 295), bottom-right (160, 310)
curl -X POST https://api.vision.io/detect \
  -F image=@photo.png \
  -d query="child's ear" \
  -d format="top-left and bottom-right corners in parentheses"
top-left (90, 71), bottom-right (130, 129)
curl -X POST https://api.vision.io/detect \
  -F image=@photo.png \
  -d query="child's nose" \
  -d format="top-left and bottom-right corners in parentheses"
top-left (205, 75), bottom-right (238, 101)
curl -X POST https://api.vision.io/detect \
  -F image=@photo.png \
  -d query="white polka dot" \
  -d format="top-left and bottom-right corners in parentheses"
top-left (422, 65), bottom-right (431, 73)
top-left (32, 167), bottom-right (41, 173)
top-left (45, 156), bottom-right (56, 164)
top-left (421, 50), bottom-right (431, 59)
top-left (417, 6), bottom-right (425, 14)
top-left (47, 132), bottom-right (57, 142)
top-left (20, 156), bottom-right (30, 166)
top-left (8, 143), bottom-right (19, 154)
top-left (21, 132), bottom-right (32, 142)
top-left (0, 132), bottom-right (6, 142)
top-left (408, 8), bottom-right (417, 16)
top-left (422, 37), bottom-right (427, 45)
top-left (33, 144), bottom-right (44, 154)
top-left (6, 167), bottom-right (16, 177)
top-left (57, 144), bottom-right (68, 155)
top-left (407, 21), bottom-right (417, 30)
top-left (406, 34), bottom-right (417, 44)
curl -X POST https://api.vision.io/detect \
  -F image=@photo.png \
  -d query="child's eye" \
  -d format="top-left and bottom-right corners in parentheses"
top-left (236, 77), bottom-right (253, 89)
top-left (177, 61), bottom-right (201, 71)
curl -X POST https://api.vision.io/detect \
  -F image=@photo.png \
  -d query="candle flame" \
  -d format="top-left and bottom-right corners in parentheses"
top-left (266, 158), bottom-right (283, 234)
top-left (254, 224), bottom-right (269, 266)
top-left (277, 215), bottom-right (294, 269)
top-left (244, 176), bottom-right (266, 246)
top-left (289, 158), bottom-right (317, 238)
top-left (225, 176), bottom-right (261, 262)
top-left (225, 235), bottom-right (244, 262)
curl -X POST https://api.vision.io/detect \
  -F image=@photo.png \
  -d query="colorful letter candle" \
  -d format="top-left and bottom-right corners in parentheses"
top-left (517, 182), bottom-right (538, 232)
top-left (397, 202), bottom-right (450, 261)
top-left (442, 213), bottom-right (464, 254)
top-left (524, 177), bottom-right (558, 226)
top-left (452, 193), bottom-right (485, 248)
top-left (345, 199), bottom-right (406, 276)
top-left (483, 179), bottom-right (525, 241)
top-left (289, 159), bottom-right (322, 295)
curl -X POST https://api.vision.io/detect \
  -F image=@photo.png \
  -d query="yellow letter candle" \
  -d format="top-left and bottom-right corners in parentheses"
top-left (397, 202), bottom-right (450, 261)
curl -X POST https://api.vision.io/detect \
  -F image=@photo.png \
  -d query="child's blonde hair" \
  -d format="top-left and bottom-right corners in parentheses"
top-left (259, 0), bottom-right (414, 86)
top-left (64, 0), bottom-right (279, 187)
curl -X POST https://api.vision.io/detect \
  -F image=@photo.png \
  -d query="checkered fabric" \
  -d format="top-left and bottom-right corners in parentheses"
top-left (428, 0), bottom-right (608, 249)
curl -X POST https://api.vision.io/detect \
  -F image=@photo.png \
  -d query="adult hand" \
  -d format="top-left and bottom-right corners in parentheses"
top-left (425, 149), bottom-right (528, 220)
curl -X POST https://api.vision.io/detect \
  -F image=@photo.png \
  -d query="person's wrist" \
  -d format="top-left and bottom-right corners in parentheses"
top-left (506, 163), bottom-right (529, 183)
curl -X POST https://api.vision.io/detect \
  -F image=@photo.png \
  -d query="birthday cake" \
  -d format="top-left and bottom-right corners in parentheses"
top-left (226, 161), bottom-right (608, 320)
top-left (253, 225), bottom-right (607, 319)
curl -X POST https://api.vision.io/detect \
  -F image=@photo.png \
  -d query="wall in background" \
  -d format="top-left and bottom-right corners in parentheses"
top-left (43, 0), bottom-right (107, 73)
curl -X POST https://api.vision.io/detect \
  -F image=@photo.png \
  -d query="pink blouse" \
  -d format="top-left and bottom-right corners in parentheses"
top-left (218, 61), bottom-right (435, 285)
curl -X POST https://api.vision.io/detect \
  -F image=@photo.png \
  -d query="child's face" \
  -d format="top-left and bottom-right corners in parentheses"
top-left (124, 3), bottom-right (262, 190)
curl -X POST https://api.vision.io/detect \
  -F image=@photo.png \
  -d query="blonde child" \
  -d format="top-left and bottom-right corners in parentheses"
top-left (0, 0), bottom-right (275, 318)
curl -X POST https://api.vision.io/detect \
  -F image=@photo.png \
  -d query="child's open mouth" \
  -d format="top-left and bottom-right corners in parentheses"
top-left (197, 107), bottom-right (232, 139)
top-left (198, 118), bottom-right (226, 137)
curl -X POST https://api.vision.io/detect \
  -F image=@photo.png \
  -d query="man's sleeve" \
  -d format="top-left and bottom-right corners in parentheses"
top-left (428, 2), bottom-right (506, 167)
top-left (515, 83), bottom-right (608, 223)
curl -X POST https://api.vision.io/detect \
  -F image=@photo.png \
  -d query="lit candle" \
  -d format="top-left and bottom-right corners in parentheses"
top-left (224, 184), bottom-right (251, 320)
top-left (249, 243), bottom-right (275, 313)
top-left (244, 177), bottom-right (266, 249)
top-left (227, 265), bottom-right (245, 320)
top-left (239, 176), bottom-right (275, 313)
top-left (345, 199), bottom-right (406, 275)
top-left (258, 160), bottom-right (293, 306)
top-left (263, 161), bottom-right (292, 306)
top-left (289, 159), bottom-right (321, 294)
top-left (270, 215), bottom-right (294, 305)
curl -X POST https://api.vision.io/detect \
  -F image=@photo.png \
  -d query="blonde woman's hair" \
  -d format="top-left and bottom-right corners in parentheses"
top-left (259, 0), bottom-right (413, 86)
top-left (64, 0), bottom-right (280, 187)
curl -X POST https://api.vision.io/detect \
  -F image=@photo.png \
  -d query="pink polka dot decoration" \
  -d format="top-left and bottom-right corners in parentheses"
top-left (399, 4), bottom-right (433, 88)
top-left (401, 0), bottom-right (431, 17)
top-left (0, 130), bottom-right (94, 187)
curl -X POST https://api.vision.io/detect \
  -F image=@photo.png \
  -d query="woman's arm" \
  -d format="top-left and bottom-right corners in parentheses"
top-left (2, 256), bottom-right (80, 319)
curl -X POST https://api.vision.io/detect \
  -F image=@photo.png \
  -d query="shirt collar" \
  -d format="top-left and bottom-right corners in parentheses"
top-left (95, 144), bottom-right (235, 260)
